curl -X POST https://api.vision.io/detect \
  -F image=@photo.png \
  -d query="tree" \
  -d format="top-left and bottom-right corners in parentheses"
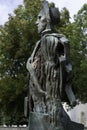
top-left (68, 4), bottom-right (87, 102)
top-left (0, 0), bottom-right (41, 125)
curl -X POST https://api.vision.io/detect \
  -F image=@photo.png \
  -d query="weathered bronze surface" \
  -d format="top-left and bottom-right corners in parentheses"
top-left (26, 1), bottom-right (84, 130)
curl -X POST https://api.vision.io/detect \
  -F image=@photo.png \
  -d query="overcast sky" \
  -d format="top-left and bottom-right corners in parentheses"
top-left (0, 0), bottom-right (23, 25)
top-left (0, 0), bottom-right (87, 25)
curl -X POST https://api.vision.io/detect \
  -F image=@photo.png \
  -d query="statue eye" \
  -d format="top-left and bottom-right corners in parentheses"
top-left (38, 16), bottom-right (41, 19)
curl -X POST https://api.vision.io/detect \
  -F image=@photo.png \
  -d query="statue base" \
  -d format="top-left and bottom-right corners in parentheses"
top-left (28, 112), bottom-right (84, 130)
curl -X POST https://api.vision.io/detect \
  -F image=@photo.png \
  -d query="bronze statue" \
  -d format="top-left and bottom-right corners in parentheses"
top-left (26, 1), bottom-right (84, 130)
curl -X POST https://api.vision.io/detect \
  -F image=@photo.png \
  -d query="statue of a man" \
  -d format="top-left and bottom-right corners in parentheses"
top-left (26, 1), bottom-right (84, 130)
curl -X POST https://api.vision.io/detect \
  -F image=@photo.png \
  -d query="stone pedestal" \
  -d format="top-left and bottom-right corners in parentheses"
top-left (29, 112), bottom-right (84, 130)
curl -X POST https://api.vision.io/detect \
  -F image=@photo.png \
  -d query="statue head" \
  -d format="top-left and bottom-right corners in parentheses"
top-left (36, 1), bottom-right (60, 34)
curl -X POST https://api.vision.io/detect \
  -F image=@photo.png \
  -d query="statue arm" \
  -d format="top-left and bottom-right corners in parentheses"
top-left (60, 36), bottom-right (77, 107)
top-left (60, 36), bottom-right (72, 75)
top-left (26, 40), bottom-right (46, 97)
top-left (27, 40), bottom-right (41, 63)
top-left (27, 62), bottom-right (46, 96)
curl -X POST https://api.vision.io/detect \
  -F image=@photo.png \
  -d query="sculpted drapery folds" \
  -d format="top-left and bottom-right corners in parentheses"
top-left (26, 1), bottom-right (84, 130)
top-left (27, 0), bottom-right (76, 112)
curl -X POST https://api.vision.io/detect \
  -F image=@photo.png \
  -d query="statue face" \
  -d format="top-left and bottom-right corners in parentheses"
top-left (36, 10), bottom-right (47, 34)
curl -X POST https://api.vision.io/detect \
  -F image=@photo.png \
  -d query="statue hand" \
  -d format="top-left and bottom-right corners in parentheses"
top-left (26, 58), bottom-right (33, 71)
top-left (28, 57), bottom-right (33, 63)
top-left (70, 100), bottom-right (77, 108)
top-left (38, 89), bottom-right (47, 96)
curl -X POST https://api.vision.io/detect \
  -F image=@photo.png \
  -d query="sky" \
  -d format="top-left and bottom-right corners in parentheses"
top-left (0, 0), bottom-right (87, 25)
top-left (0, 0), bottom-right (23, 25)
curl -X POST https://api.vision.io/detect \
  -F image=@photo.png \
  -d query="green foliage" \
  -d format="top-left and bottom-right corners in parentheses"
top-left (60, 7), bottom-right (70, 27)
top-left (49, 2), bottom-right (55, 8)
top-left (0, 0), bottom-right (41, 125)
top-left (57, 7), bottom-right (71, 37)
top-left (70, 4), bottom-right (87, 102)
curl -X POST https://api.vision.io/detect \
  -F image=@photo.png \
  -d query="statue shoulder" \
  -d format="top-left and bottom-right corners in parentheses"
top-left (42, 33), bottom-right (68, 41)
top-left (59, 35), bottom-right (69, 44)
top-left (41, 33), bottom-right (69, 46)
top-left (43, 33), bottom-right (61, 38)
top-left (41, 33), bottom-right (59, 43)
